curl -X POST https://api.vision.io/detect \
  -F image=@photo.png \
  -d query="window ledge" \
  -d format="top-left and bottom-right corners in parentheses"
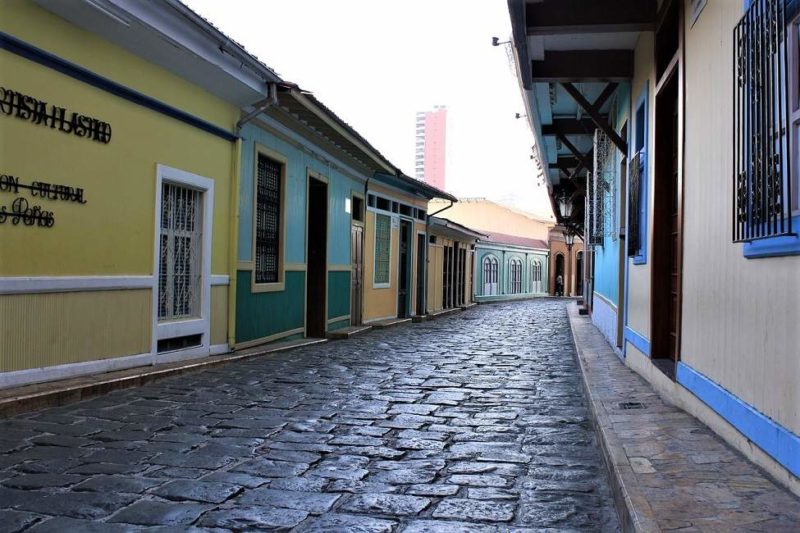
top-left (742, 215), bottom-right (800, 259)
top-left (632, 253), bottom-right (647, 265)
top-left (252, 281), bottom-right (286, 293)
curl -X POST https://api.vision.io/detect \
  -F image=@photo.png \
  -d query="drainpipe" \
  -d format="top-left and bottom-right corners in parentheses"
top-left (227, 83), bottom-right (279, 350)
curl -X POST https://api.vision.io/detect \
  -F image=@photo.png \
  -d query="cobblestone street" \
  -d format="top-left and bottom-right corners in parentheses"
top-left (0, 300), bottom-right (620, 532)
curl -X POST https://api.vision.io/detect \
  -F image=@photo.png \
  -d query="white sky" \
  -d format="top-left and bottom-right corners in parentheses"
top-left (184, 0), bottom-right (554, 221)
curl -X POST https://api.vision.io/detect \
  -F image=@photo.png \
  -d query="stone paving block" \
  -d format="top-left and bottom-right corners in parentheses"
top-left (402, 520), bottom-right (497, 532)
top-left (406, 483), bottom-right (461, 496)
top-left (432, 498), bottom-right (515, 522)
top-left (151, 479), bottom-right (241, 503)
top-left (449, 474), bottom-right (511, 487)
top-left (338, 493), bottom-right (431, 515)
top-left (238, 487), bottom-right (341, 513)
top-left (0, 509), bottom-right (42, 533)
top-left (327, 479), bottom-right (400, 493)
top-left (267, 476), bottom-right (328, 492)
top-left (196, 504), bottom-right (308, 530)
top-left (1, 473), bottom-right (84, 489)
top-left (108, 500), bottom-right (211, 526)
top-left (231, 458), bottom-right (310, 478)
top-left (72, 475), bottom-right (162, 494)
top-left (16, 491), bottom-right (135, 520)
top-left (294, 513), bottom-right (396, 532)
top-left (27, 517), bottom-right (132, 532)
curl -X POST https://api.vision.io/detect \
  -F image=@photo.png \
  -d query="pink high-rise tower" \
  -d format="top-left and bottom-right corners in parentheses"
top-left (414, 106), bottom-right (447, 190)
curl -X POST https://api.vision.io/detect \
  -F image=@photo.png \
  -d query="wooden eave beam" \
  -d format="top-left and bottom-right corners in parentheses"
top-left (542, 118), bottom-right (605, 136)
top-left (555, 133), bottom-right (593, 172)
top-left (531, 50), bottom-right (634, 82)
top-left (561, 82), bottom-right (628, 154)
top-left (525, 0), bottom-right (657, 35)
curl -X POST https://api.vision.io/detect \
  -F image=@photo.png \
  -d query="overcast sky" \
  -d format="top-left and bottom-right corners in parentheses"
top-left (184, 0), bottom-right (553, 220)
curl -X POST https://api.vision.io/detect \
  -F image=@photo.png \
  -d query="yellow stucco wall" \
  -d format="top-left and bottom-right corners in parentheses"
top-left (0, 290), bottom-right (151, 372)
top-left (625, 31), bottom-right (656, 338)
top-left (429, 198), bottom-right (552, 240)
top-left (680, 2), bottom-right (799, 435)
top-left (362, 184), bottom-right (427, 322)
top-left (0, 2), bottom-right (237, 373)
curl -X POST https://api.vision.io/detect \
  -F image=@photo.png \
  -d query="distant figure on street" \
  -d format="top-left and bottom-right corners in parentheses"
top-left (556, 274), bottom-right (564, 296)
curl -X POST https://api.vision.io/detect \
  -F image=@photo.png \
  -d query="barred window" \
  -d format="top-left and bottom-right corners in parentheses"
top-left (733, 0), bottom-right (795, 241)
top-left (255, 153), bottom-right (282, 284)
top-left (374, 213), bottom-right (391, 284)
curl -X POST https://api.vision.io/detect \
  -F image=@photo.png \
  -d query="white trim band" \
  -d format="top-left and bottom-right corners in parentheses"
top-left (0, 276), bottom-right (153, 295)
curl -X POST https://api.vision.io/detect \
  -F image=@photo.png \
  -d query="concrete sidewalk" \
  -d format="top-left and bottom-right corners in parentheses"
top-left (567, 303), bottom-right (800, 532)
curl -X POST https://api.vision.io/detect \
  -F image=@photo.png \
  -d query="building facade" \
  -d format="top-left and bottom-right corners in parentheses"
top-left (426, 216), bottom-right (483, 314)
top-left (414, 106), bottom-right (447, 190)
top-left (362, 174), bottom-right (456, 324)
top-left (510, 0), bottom-right (800, 494)
top-left (548, 227), bottom-right (584, 298)
top-left (0, 0), bottom-right (273, 387)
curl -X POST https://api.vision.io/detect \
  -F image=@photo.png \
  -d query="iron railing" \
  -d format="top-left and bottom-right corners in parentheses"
top-left (733, 0), bottom-right (793, 241)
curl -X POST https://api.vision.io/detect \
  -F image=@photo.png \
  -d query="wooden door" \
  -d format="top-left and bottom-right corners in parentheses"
top-left (350, 225), bottom-right (363, 326)
top-left (397, 220), bottom-right (411, 317)
top-left (416, 233), bottom-right (425, 315)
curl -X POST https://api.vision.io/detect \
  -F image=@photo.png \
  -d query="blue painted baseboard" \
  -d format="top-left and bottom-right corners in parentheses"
top-left (677, 362), bottom-right (800, 478)
top-left (624, 326), bottom-right (650, 357)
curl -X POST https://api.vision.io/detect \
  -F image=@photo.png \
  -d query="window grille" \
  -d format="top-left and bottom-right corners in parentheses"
top-left (733, 0), bottom-right (793, 241)
top-left (628, 151), bottom-right (646, 256)
top-left (591, 129), bottom-right (617, 246)
top-left (158, 183), bottom-right (202, 321)
top-left (255, 154), bottom-right (281, 283)
top-left (374, 214), bottom-right (391, 284)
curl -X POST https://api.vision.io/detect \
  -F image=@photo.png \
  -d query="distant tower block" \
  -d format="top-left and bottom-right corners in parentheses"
top-left (414, 106), bottom-right (447, 190)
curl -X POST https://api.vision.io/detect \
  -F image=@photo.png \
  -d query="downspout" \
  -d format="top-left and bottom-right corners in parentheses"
top-left (227, 83), bottom-right (279, 350)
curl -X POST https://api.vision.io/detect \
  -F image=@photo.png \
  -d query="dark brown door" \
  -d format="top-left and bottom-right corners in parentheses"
top-left (350, 224), bottom-right (363, 326)
top-left (397, 220), bottom-right (411, 318)
top-left (416, 233), bottom-right (426, 315)
top-left (651, 72), bottom-right (681, 374)
top-left (306, 178), bottom-right (327, 337)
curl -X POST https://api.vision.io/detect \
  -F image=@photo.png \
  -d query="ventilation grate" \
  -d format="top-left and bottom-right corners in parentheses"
top-left (618, 402), bottom-right (646, 410)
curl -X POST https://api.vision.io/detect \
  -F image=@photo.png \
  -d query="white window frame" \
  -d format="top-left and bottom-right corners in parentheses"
top-left (791, 17), bottom-right (800, 213)
top-left (373, 212), bottom-right (392, 288)
top-left (152, 164), bottom-right (214, 356)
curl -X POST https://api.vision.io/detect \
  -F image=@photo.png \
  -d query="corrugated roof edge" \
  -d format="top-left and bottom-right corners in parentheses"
top-left (373, 172), bottom-right (458, 202)
top-left (430, 216), bottom-right (487, 239)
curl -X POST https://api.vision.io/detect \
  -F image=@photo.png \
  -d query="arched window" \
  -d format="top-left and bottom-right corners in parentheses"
top-left (482, 256), bottom-right (499, 295)
top-left (531, 260), bottom-right (542, 293)
top-left (510, 259), bottom-right (522, 294)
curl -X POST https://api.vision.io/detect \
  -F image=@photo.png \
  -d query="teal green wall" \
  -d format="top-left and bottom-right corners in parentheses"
top-left (235, 270), bottom-right (305, 343)
top-left (475, 245), bottom-right (549, 297)
top-left (327, 270), bottom-right (351, 320)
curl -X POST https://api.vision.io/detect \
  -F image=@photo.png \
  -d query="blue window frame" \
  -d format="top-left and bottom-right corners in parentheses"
top-left (628, 83), bottom-right (649, 264)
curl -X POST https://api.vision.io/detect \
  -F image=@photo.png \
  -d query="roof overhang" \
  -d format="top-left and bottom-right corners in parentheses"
top-left (33, 0), bottom-right (281, 106)
top-left (372, 172), bottom-right (458, 202)
top-left (429, 217), bottom-right (486, 241)
top-left (507, 0), bottom-right (656, 232)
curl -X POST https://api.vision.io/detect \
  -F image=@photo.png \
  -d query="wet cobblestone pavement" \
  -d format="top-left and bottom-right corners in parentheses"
top-left (0, 300), bottom-right (620, 532)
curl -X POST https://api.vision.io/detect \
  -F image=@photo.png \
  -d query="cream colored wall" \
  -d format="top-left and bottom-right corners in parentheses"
top-left (625, 31), bottom-right (656, 337)
top-left (429, 199), bottom-right (551, 240)
top-left (427, 243), bottom-right (444, 314)
top-left (0, 290), bottom-right (151, 372)
top-left (681, 2), bottom-right (800, 435)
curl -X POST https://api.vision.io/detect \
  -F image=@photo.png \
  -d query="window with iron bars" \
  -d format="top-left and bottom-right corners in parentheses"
top-left (374, 214), bottom-right (391, 285)
top-left (733, 0), bottom-right (796, 242)
top-left (510, 259), bottom-right (522, 294)
top-left (255, 153), bottom-right (282, 284)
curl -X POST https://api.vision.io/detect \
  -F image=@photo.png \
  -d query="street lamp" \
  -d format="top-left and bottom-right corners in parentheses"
top-left (558, 192), bottom-right (573, 221)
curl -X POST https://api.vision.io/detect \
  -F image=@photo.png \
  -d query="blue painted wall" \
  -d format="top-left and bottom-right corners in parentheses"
top-left (592, 83), bottom-right (630, 307)
top-left (475, 244), bottom-right (548, 298)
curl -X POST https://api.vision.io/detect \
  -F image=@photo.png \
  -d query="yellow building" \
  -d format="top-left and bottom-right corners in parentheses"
top-left (426, 216), bottom-right (483, 315)
top-left (0, 0), bottom-right (279, 387)
top-left (360, 174), bottom-right (456, 324)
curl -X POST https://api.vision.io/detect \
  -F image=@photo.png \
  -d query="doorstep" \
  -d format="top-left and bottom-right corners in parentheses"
top-left (459, 302), bottom-right (478, 310)
top-left (368, 317), bottom-right (412, 329)
top-left (326, 325), bottom-right (372, 340)
top-left (0, 337), bottom-right (327, 418)
top-left (566, 303), bottom-right (800, 531)
top-left (425, 307), bottom-right (462, 320)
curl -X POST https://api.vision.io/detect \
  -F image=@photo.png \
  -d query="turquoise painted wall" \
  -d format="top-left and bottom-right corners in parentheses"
top-left (328, 271), bottom-right (351, 320)
top-left (475, 245), bottom-right (548, 297)
top-left (236, 270), bottom-right (305, 343)
top-left (238, 121), bottom-right (365, 264)
top-left (236, 120), bottom-right (365, 343)
top-left (592, 83), bottom-right (630, 306)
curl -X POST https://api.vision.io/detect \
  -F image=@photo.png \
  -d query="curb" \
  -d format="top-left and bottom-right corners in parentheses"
top-left (565, 302), bottom-right (662, 533)
top-left (0, 338), bottom-right (327, 418)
